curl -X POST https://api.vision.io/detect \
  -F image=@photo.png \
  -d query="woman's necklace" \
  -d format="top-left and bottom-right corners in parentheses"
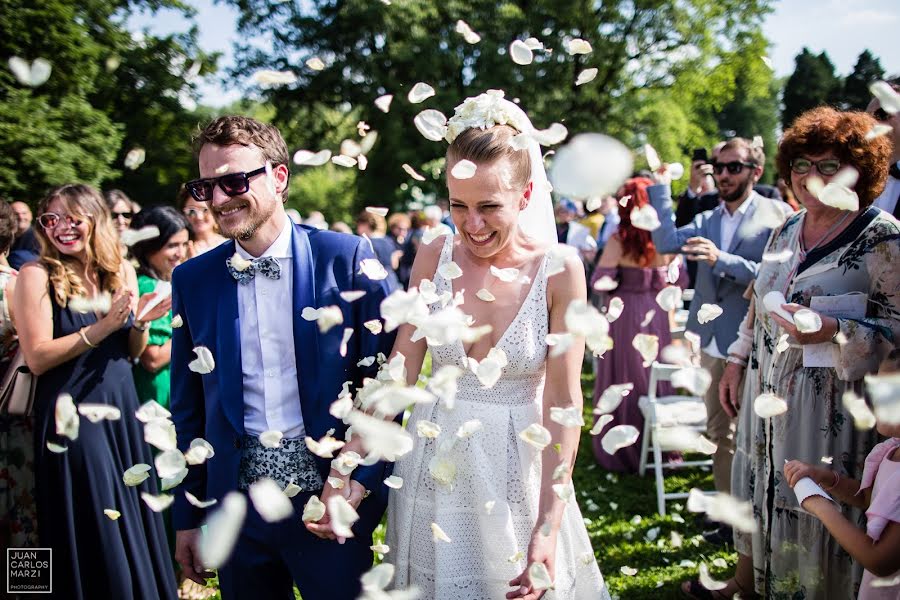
top-left (797, 210), bottom-right (854, 263)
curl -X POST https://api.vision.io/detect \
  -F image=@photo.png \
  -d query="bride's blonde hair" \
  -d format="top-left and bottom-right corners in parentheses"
top-left (35, 184), bottom-right (125, 307)
top-left (446, 125), bottom-right (532, 190)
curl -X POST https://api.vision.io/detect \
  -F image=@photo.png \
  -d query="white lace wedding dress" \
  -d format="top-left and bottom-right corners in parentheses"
top-left (386, 234), bottom-right (609, 599)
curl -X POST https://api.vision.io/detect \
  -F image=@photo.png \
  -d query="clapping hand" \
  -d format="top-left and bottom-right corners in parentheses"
top-left (100, 289), bottom-right (133, 331)
top-left (135, 291), bottom-right (172, 324)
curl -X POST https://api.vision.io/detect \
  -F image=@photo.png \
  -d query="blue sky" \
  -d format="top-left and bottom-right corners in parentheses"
top-left (128, 0), bottom-right (900, 108)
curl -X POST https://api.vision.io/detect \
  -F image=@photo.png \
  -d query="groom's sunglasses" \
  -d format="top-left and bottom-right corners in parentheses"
top-left (185, 166), bottom-right (268, 202)
top-left (711, 161), bottom-right (757, 175)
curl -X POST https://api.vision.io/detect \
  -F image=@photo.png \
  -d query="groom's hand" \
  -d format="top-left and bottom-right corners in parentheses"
top-left (175, 528), bottom-right (214, 585)
top-left (306, 477), bottom-right (367, 543)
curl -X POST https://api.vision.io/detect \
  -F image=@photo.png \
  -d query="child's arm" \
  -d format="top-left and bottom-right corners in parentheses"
top-left (784, 460), bottom-right (870, 509)
top-left (803, 496), bottom-right (900, 577)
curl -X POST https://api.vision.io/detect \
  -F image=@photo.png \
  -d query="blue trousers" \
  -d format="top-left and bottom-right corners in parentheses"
top-left (218, 491), bottom-right (373, 600)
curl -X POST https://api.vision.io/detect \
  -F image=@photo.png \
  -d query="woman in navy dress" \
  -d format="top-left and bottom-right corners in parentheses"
top-left (15, 184), bottom-right (176, 599)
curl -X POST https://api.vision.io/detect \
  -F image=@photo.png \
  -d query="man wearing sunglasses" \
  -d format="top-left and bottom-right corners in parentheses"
top-left (647, 137), bottom-right (792, 544)
top-left (169, 115), bottom-right (397, 600)
top-left (867, 80), bottom-right (900, 219)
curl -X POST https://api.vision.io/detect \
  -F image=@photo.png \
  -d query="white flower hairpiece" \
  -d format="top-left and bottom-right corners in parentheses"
top-left (445, 90), bottom-right (531, 143)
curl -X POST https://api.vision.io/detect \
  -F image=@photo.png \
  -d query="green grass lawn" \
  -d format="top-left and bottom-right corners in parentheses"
top-left (195, 359), bottom-right (737, 599)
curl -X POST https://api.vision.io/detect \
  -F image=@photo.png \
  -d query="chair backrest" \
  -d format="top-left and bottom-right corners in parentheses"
top-left (647, 361), bottom-right (681, 401)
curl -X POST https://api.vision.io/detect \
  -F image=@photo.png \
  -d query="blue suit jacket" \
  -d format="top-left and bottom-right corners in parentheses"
top-left (649, 184), bottom-right (791, 351)
top-left (169, 223), bottom-right (397, 534)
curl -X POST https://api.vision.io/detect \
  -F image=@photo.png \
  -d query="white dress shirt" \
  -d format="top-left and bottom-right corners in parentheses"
top-left (873, 162), bottom-right (900, 216)
top-left (703, 194), bottom-right (754, 359)
top-left (235, 218), bottom-right (304, 439)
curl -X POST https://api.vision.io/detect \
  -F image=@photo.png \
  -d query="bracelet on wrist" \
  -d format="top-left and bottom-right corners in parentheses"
top-left (830, 318), bottom-right (842, 345)
top-left (78, 326), bottom-right (97, 349)
top-left (726, 355), bottom-right (748, 367)
top-left (132, 320), bottom-right (150, 332)
top-left (823, 470), bottom-right (840, 491)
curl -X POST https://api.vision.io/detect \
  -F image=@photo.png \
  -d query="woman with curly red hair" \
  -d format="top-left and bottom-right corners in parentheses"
top-left (712, 106), bottom-right (900, 599)
top-left (588, 177), bottom-right (687, 472)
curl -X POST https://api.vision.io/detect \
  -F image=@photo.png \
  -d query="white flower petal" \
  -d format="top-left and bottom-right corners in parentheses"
top-left (141, 492), bottom-right (174, 512)
top-left (630, 204), bottom-right (661, 231)
top-left (842, 390), bottom-right (876, 429)
top-left (123, 463), bottom-right (152, 486)
top-left (363, 319), bottom-right (383, 334)
top-left (188, 346), bottom-right (215, 374)
top-left (565, 38), bottom-right (593, 55)
top-left (606, 297), bottom-right (625, 322)
top-left (671, 367), bottom-right (712, 396)
top-left (55, 393), bottom-right (79, 440)
top-left (529, 562), bottom-right (554, 590)
top-left (402, 163), bottom-right (427, 181)
top-left (490, 265), bottom-right (519, 282)
top-left (414, 109), bottom-right (448, 142)
top-left (186, 491), bottom-right (218, 509)
top-left (331, 154), bottom-right (357, 168)
top-left (455, 419), bottom-right (483, 438)
top-left (655, 286), bottom-right (682, 312)
top-left (589, 414), bottom-right (614, 435)
top-left (345, 411), bottom-right (414, 461)
top-left (8, 57), bottom-right (52, 87)
top-left (46, 442), bottom-right (67, 453)
top-left (431, 522), bottom-right (452, 543)
top-left (620, 566), bottom-right (638, 576)
top-left (870, 80), bottom-right (900, 114)
top-left (143, 418), bottom-right (177, 451)
top-left (575, 68), bottom-right (598, 86)
top-left (686, 488), bottom-right (756, 533)
top-left (531, 123), bottom-right (568, 146)
top-left (68, 292), bottom-right (112, 314)
top-left (866, 372), bottom-right (900, 424)
top-left (104, 508), bottom-right (121, 520)
top-left (428, 454), bottom-right (458, 489)
top-left (592, 275), bottom-right (618, 291)
top-left (438, 261), bottom-right (463, 280)
top-left (545, 332), bottom-right (574, 357)
top-left (668, 162), bottom-right (685, 180)
top-left (793, 309), bottom-right (822, 333)
top-left (632, 333), bottom-right (659, 366)
top-left (416, 420), bottom-right (442, 438)
top-left (199, 492), bottom-right (247, 568)
top-left (293, 149), bottom-right (332, 166)
top-left (384, 475), bottom-right (404, 489)
top-left (475, 288), bottom-right (495, 302)
top-left (509, 40), bottom-right (534, 65)
top-left (753, 393), bottom-right (787, 418)
top-left (77, 403), bottom-right (121, 423)
top-left (155, 449), bottom-right (187, 479)
top-left (518, 423), bottom-right (552, 450)
top-left (302, 305), bottom-right (344, 333)
top-left (644, 144), bottom-right (662, 171)
top-left (339, 327), bottom-right (354, 357)
top-left (251, 69), bottom-right (297, 88)
top-left (124, 148), bottom-right (146, 170)
top-left (696, 304), bottom-right (723, 324)
top-left (305, 434), bottom-right (346, 458)
top-left (422, 223), bottom-right (453, 245)
top-left (259, 430), bottom-right (284, 449)
top-left (374, 94), bottom-right (393, 113)
top-left (328, 495), bottom-right (360, 538)
top-left (407, 82), bottom-right (435, 104)
top-left (249, 478), bottom-right (294, 522)
top-left (818, 183), bottom-right (859, 211)
top-left (601, 425), bottom-right (640, 454)
top-left (546, 243), bottom-right (578, 277)
top-left (550, 406), bottom-right (585, 428)
top-left (306, 56), bottom-right (325, 71)
top-left (450, 159), bottom-right (477, 179)
top-left (171, 314), bottom-right (183, 328)
top-left (865, 123), bottom-right (893, 141)
top-left (455, 20), bottom-right (481, 44)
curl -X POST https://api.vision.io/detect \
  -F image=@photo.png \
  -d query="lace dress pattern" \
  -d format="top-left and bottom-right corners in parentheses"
top-left (386, 234), bottom-right (609, 599)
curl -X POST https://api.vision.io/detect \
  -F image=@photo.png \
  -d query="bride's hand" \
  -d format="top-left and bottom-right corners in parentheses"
top-left (506, 530), bottom-right (558, 599)
top-left (305, 474), bottom-right (366, 544)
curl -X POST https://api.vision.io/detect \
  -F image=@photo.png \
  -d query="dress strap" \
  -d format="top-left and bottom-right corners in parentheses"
top-left (432, 233), bottom-right (455, 293)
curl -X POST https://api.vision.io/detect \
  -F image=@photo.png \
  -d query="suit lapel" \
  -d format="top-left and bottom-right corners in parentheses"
top-left (290, 225), bottom-right (320, 419)
top-left (728, 197), bottom-right (757, 254)
top-left (215, 241), bottom-right (245, 435)
top-left (709, 209), bottom-right (722, 250)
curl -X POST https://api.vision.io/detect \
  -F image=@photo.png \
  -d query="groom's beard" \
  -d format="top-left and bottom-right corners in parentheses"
top-left (214, 198), bottom-right (276, 240)
top-left (719, 173), bottom-right (754, 204)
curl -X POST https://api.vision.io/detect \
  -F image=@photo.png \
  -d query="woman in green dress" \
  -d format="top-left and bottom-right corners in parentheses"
top-left (128, 206), bottom-right (191, 409)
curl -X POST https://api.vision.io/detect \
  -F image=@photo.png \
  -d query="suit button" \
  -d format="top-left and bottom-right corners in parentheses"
top-left (234, 438), bottom-right (242, 449)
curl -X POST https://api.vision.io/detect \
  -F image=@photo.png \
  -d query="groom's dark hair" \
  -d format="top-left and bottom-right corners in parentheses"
top-left (193, 115), bottom-right (291, 202)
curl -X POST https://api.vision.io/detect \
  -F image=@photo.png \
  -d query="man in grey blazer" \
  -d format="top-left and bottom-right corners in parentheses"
top-left (648, 138), bottom-right (792, 514)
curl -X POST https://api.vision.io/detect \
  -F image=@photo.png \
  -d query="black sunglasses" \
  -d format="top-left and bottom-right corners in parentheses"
top-left (185, 166), bottom-right (269, 202)
top-left (111, 211), bottom-right (133, 220)
top-left (711, 161), bottom-right (757, 175)
top-left (790, 157), bottom-right (841, 176)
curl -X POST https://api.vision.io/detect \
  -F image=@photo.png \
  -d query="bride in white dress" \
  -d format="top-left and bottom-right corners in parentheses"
top-left (384, 93), bottom-right (609, 599)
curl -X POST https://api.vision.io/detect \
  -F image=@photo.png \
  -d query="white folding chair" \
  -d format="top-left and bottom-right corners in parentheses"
top-left (637, 361), bottom-right (715, 514)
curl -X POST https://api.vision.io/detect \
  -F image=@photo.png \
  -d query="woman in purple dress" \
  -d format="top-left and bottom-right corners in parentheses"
top-left (590, 177), bottom-right (686, 473)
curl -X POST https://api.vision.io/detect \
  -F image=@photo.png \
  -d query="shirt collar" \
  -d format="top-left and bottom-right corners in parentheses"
top-left (235, 217), bottom-right (293, 260)
top-left (723, 193), bottom-right (755, 218)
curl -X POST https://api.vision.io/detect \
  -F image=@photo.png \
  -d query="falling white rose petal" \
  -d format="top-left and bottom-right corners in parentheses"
top-left (302, 305), bottom-right (344, 333)
top-left (475, 288), bottom-right (495, 302)
top-left (305, 434), bottom-right (345, 458)
top-left (384, 475), bottom-right (404, 489)
top-left (490, 265), bottom-right (519, 282)
top-left (668, 162), bottom-right (685, 180)
top-left (374, 94), bottom-right (393, 113)
top-left (697, 304), bottom-right (723, 324)
top-left (606, 297), bottom-right (625, 323)
top-left (8, 57), bottom-right (52, 87)
top-left (123, 463), bottom-right (152, 486)
top-left (327, 476), bottom-right (345, 490)
top-left (818, 183), bottom-right (859, 211)
top-left (589, 414), bottom-right (614, 436)
top-left (124, 148), bottom-right (146, 170)
top-left (644, 144), bottom-right (662, 171)
top-left (143, 419), bottom-right (177, 451)
top-left (55, 393), bottom-right (79, 440)
top-left (870, 80), bottom-right (900, 114)
top-left (306, 57), bottom-right (325, 71)
top-left (188, 346), bottom-right (215, 374)
top-left (632, 333), bottom-right (659, 366)
top-left (630, 204), bottom-right (661, 231)
top-left (753, 393), bottom-right (788, 418)
top-left (339, 291), bottom-right (366, 304)
top-left (363, 319), bottom-right (383, 335)
top-left (407, 82), bottom-right (435, 104)
top-left (259, 430), bottom-right (283, 449)
top-left (701, 562), bottom-right (727, 591)
top-left (450, 159), bottom-right (477, 179)
top-left (794, 309), bottom-right (823, 333)
top-left (77, 403), bottom-right (121, 423)
top-left (842, 391), bottom-right (876, 429)
top-left (170, 314), bottom-right (183, 328)
top-left (47, 442), bottom-right (67, 453)
top-left (414, 109), bottom-right (448, 142)
top-left (866, 372), bottom-right (900, 425)
top-left (199, 492), bottom-right (247, 568)
top-left (104, 508), bottom-right (121, 520)
top-left (592, 276), bottom-right (618, 291)
top-left (509, 40), bottom-right (534, 65)
top-left (455, 20), bottom-right (481, 44)
top-left (671, 367), bottom-right (712, 396)
top-left (155, 449), bottom-right (187, 479)
top-left (601, 425), bottom-right (640, 455)
top-left (339, 328), bottom-right (354, 357)
top-left (346, 411), bottom-right (414, 461)
top-left (575, 68), bottom-right (598, 86)
top-left (141, 492), bottom-right (174, 512)
top-left (518, 423), bottom-right (552, 451)
top-left (331, 155), bottom-right (357, 168)
top-left (545, 333), bottom-right (574, 358)
top-left (763, 248), bottom-right (793, 263)
top-left (546, 243), bottom-right (578, 277)
top-left (186, 491), bottom-right (218, 509)
top-left (402, 163), bottom-right (427, 181)
top-left (422, 223), bottom-right (452, 245)
top-left (655, 286), bottom-right (682, 312)
top-left (431, 522), bottom-right (452, 543)
top-left (866, 124), bottom-right (893, 141)
top-left (565, 38), bottom-right (593, 55)
top-left (328, 495), bottom-right (360, 538)
top-left (438, 261), bottom-right (463, 280)
top-left (550, 134), bottom-right (633, 199)
top-left (251, 69), bottom-right (297, 88)
top-left (550, 406), bottom-right (585, 428)
top-left (120, 225), bottom-right (161, 247)
top-left (531, 123), bottom-right (569, 147)
top-left (293, 149), bottom-right (332, 166)
top-left (776, 334), bottom-right (790, 353)
top-left (249, 478), bottom-right (294, 522)
top-left (416, 420), bottom-right (442, 439)
top-left (529, 562), bottom-right (554, 590)
top-left (686, 488), bottom-right (756, 533)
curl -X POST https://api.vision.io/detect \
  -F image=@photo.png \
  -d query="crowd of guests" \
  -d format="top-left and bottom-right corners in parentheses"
top-left (0, 91), bottom-right (898, 600)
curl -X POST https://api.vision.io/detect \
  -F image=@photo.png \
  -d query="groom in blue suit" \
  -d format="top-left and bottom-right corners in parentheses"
top-left (169, 116), bottom-right (396, 599)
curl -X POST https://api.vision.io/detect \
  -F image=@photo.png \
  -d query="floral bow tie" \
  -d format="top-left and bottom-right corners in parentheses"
top-left (227, 255), bottom-right (282, 284)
